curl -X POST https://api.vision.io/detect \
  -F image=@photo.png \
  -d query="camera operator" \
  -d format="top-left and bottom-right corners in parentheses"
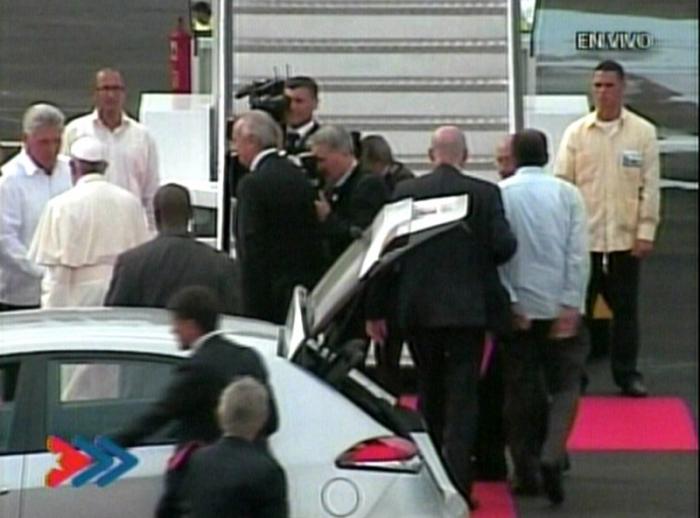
top-left (232, 111), bottom-right (323, 324)
top-left (284, 76), bottom-right (321, 156)
top-left (309, 125), bottom-right (388, 266)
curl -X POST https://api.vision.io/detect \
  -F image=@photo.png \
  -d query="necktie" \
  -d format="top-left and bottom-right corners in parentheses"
top-left (287, 132), bottom-right (300, 152)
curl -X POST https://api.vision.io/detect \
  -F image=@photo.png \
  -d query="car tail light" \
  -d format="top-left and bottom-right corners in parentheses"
top-left (336, 436), bottom-right (422, 473)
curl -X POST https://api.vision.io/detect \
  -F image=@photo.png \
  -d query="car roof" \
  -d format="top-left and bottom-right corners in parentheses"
top-left (0, 307), bottom-right (280, 358)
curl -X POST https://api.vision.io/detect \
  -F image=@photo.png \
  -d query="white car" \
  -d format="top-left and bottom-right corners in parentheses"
top-left (0, 196), bottom-right (470, 518)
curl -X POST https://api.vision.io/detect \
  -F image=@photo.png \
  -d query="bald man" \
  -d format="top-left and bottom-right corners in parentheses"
top-left (105, 183), bottom-right (239, 313)
top-left (495, 135), bottom-right (517, 179)
top-left (63, 68), bottom-right (160, 229)
top-left (366, 126), bottom-right (516, 508)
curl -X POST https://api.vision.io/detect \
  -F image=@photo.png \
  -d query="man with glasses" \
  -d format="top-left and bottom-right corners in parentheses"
top-left (63, 68), bottom-right (160, 229)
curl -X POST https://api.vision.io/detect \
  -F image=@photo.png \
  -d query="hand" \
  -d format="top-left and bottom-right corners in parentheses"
top-left (550, 306), bottom-right (580, 339)
top-left (365, 319), bottom-right (388, 345)
top-left (631, 239), bottom-right (654, 259)
top-left (315, 191), bottom-right (331, 222)
top-left (511, 305), bottom-right (531, 331)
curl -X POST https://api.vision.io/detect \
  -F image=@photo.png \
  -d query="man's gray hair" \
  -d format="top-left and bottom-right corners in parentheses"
top-left (236, 110), bottom-right (283, 149)
top-left (217, 376), bottom-right (269, 439)
top-left (22, 103), bottom-right (65, 135)
top-left (309, 125), bottom-right (354, 155)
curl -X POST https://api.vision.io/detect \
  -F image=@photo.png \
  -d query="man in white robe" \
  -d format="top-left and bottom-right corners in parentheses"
top-left (29, 136), bottom-right (149, 308)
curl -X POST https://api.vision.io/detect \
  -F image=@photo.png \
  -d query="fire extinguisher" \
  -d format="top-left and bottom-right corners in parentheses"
top-left (169, 17), bottom-right (192, 93)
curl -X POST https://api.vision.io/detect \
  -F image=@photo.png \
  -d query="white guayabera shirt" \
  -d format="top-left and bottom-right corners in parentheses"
top-left (0, 150), bottom-right (72, 306)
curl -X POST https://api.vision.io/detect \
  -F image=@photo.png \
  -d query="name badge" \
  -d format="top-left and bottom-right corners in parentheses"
top-left (622, 150), bottom-right (643, 168)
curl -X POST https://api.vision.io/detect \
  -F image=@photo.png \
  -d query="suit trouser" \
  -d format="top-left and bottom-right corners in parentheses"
top-left (474, 341), bottom-right (507, 479)
top-left (375, 333), bottom-right (404, 395)
top-left (408, 327), bottom-right (484, 497)
top-left (156, 467), bottom-right (186, 518)
top-left (0, 303), bottom-right (39, 312)
top-left (502, 321), bottom-right (587, 482)
top-left (586, 251), bottom-right (642, 386)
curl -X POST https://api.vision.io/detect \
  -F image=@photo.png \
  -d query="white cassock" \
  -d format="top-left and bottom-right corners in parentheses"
top-left (29, 173), bottom-right (149, 308)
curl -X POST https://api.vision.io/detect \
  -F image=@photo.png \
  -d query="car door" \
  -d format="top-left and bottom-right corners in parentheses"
top-left (20, 352), bottom-right (181, 518)
top-left (0, 355), bottom-right (38, 518)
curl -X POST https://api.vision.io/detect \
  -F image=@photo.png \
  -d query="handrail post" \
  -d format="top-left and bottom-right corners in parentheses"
top-left (507, 0), bottom-right (525, 133)
top-left (214, 0), bottom-right (233, 251)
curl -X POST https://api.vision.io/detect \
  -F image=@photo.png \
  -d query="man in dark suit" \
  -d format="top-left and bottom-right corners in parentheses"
top-left (358, 133), bottom-right (414, 393)
top-left (365, 126), bottom-right (516, 508)
top-left (284, 76), bottom-right (321, 157)
top-left (104, 183), bottom-right (239, 313)
top-left (360, 134), bottom-right (415, 194)
top-left (113, 286), bottom-right (279, 518)
top-left (309, 125), bottom-right (388, 264)
top-left (183, 377), bottom-right (288, 518)
top-left (233, 111), bottom-right (323, 324)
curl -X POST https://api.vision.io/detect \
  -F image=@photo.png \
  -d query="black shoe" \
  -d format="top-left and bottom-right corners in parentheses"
top-left (580, 373), bottom-right (589, 394)
top-left (511, 469), bottom-right (541, 496)
top-left (465, 494), bottom-right (479, 511)
top-left (540, 463), bottom-right (564, 505)
top-left (511, 481), bottom-right (541, 496)
top-left (562, 453), bottom-right (571, 474)
top-left (475, 461), bottom-right (508, 482)
top-left (621, 379), bottom-right (648, 398)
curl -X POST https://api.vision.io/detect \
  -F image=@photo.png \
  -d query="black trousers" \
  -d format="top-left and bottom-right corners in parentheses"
top-left (408, 327), bottom-right (484, 498)
top-left (156, 467), bottom-right (187, 518)
top-left (586, 251), bottom-right (642, 386)
top-left (474, 339), bottom-right (507, 480)
top-left (375, 334), bottom-right (404, 395)
top-left (502, 321), bottom-right (587, 484)
top-left (0, 303), bottom-right (39, 312)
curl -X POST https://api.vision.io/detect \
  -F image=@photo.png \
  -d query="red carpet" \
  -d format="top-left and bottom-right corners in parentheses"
top-left (568, 396), bottom-right (698, 451)
top-left (471, 482), bottom-right (516, 518)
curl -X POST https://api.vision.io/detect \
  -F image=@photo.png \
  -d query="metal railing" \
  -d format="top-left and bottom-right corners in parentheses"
top-left (507, 0), bottom-right (524, 133)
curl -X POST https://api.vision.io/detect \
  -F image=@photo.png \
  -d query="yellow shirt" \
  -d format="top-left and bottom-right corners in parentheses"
top-left (554, 108), bottom-right (660, 253)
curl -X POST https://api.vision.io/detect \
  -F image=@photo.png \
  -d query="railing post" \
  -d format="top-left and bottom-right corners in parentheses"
top-left (507, 0), bottom-right (525, 133)
top-left (214, 0), bottom-right (234, 252)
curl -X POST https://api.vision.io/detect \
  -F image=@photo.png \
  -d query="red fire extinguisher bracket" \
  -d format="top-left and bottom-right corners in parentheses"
top-left (169, 17), bottom-right (192, 93)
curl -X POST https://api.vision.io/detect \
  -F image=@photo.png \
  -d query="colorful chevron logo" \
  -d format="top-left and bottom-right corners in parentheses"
top-left (45, 436), bottom-right (138, 488)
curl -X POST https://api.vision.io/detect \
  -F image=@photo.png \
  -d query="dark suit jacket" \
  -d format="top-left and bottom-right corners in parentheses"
top-left (113, 334), bottom-right (279, 447)
top-left (285, 121), bottom-right (320, 156)
top-left (184, 436), bottom-right (288, 518)
top-left (322, 164), bottom-right (388, 262)
top-left (367, 164), bottom-right (516, 334)
top-left (104, 231), bottom-right (239, 314)
top-left (235, 152), bottom-right (323, 324)
top-left (384, 160), bottom-right (415, 194)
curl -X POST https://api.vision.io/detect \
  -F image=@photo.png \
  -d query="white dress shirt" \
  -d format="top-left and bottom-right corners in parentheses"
top-left (249, 148), bottom-right (279, 172)
top-left (288, 119), bottom-right (317, 140)
top-left (0, 150), bottom-right (72, 305)
top-left (29, 174), bottom-right (149, 308)
top-left (63, 111), bottom-right (160, 229)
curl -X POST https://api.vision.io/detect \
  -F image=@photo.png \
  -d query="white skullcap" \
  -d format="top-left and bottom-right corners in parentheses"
top-left (70, 136), bottom-right (106, 162)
